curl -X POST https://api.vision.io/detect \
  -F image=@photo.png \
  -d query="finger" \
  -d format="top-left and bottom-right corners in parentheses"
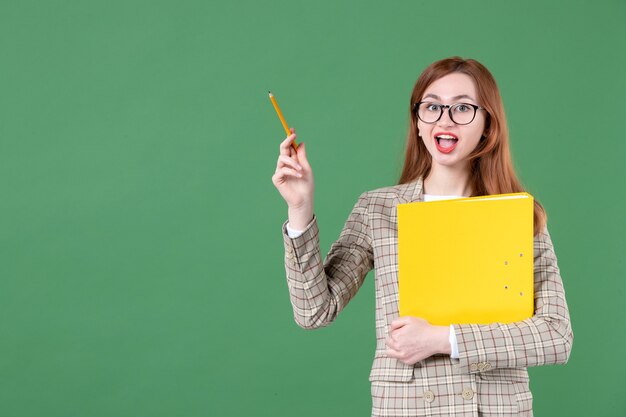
top-left (280, 133), bottom-right (297, 156)
top-left (274, 166), bottom-right (303, 181)
top-left (385, 337), bottom-right (395, 350)
top-left (289, 138), bottom-right (299, 159)
top-left (385, 348), bottom-right (402, 360)
top-left (388, 329), bottom-right (400, 343)
top-left (280, 128), bottom-right (296, 151)
top-left (277, 155), bottom-right (303, 171)
top-left (390, 317), bottom-right (409, 330)
top-left (295, 142), bottom-right (310, 169)
top-left (288, 128), bottom-right (299, 155)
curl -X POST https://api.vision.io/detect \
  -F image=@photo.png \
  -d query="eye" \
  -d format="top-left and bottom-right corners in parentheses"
top-left (455, 104), bottom-right (471, 112)
top-left (426, 103), bottom-right (441, 112)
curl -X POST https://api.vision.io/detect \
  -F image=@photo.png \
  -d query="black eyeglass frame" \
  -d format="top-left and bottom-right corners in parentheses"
top-left (413, 101), bottom-right (486, 125)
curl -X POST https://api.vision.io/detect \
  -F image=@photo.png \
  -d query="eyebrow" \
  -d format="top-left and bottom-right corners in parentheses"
top-left (422, 93), bottom-right (476, 102)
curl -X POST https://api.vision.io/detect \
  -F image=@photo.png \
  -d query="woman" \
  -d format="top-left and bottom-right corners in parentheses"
top-left (272, 56), bottom-right (573, 416)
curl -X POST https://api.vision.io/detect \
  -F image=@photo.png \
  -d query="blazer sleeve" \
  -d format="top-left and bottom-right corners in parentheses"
top-left (281, 192), bottom-right (374, 330)
top-left (453, 225), bottom-right (574, 373)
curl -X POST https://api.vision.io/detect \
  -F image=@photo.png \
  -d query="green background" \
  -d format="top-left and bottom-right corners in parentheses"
top-left (1, 0), bottom-right (624, 416)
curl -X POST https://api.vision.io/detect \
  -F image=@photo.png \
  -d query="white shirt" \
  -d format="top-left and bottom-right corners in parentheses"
top-left (285, 193), bottom-right (464, 359)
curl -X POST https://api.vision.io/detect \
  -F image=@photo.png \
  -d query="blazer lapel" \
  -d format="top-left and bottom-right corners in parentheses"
top-left (395, 177), bottom-right (425, 205)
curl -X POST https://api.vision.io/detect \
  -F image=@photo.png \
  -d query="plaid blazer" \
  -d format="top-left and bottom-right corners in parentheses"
top-left (282, 177), bottom-right (573, 416)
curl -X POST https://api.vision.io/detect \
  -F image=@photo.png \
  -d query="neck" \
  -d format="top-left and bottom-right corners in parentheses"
top-left (424, 162), bottom-right (472, 197)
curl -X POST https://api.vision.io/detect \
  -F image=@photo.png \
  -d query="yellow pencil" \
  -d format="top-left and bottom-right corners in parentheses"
top-left (268, 91), bottom-right (298, 151)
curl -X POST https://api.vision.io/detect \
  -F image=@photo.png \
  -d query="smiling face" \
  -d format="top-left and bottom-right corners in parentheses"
top-left (416, 72), bottom-right (487, 171)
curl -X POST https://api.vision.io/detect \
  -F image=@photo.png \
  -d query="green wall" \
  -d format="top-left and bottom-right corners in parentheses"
top-left (1, 0), bottom-right (624, 416)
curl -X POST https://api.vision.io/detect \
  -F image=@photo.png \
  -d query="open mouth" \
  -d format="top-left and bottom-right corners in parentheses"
top-left (434, 134), bottom-right (458, 153)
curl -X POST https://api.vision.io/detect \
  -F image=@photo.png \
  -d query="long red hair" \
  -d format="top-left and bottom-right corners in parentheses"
top-left (398, 57), bottom-right (547, 236)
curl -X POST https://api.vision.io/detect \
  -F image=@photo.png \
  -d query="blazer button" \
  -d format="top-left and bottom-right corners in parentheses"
top-left (483, 362), bottom-right (492, 371)
top-left (469, 363), bottom-right (479, 372)
top-left (477, 362), bottom-right (486, 372)
top-left (424, 390), bottom-right (435, 403)
top-left (462, 388), bottom-right (474, 400)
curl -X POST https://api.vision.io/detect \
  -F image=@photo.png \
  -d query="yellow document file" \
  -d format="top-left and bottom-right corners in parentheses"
top-left (397, 193), bottom-right (534, 326)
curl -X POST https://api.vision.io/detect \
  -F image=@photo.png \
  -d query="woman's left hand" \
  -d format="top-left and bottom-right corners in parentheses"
top-left (385, 316), bottom-right (451, 365)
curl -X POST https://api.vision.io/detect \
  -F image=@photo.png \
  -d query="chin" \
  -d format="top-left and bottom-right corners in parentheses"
top-left (431, 154), bottom-right (467, 169)
top-left (431, 154), bottom-right (458, 164)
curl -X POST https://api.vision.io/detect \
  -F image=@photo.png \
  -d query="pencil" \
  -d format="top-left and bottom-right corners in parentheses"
top-left (268, 91), bottom-right (298, 151)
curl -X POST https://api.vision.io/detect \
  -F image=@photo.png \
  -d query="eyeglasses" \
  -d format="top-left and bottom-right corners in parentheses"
top-left (413, 101), bottom-right (485, 125)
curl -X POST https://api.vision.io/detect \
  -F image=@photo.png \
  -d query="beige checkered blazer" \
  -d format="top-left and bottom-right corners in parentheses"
top-left (282, 177), bottom-right (573, 416)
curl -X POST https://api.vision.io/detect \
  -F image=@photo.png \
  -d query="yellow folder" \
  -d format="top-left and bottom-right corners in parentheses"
top-left (397, 193), bottom-right (534, 326)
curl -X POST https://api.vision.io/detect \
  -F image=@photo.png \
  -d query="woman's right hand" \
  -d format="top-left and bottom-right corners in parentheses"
top-left (272, 128), bottom-right (315, 229)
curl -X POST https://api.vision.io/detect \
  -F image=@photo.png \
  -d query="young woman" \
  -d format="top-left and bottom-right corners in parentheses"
top-left (272, 57), bottom-right (573, 416)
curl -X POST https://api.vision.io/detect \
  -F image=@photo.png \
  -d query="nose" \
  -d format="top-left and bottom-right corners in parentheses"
top-left (437, 108), bottom-right (455, 127)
